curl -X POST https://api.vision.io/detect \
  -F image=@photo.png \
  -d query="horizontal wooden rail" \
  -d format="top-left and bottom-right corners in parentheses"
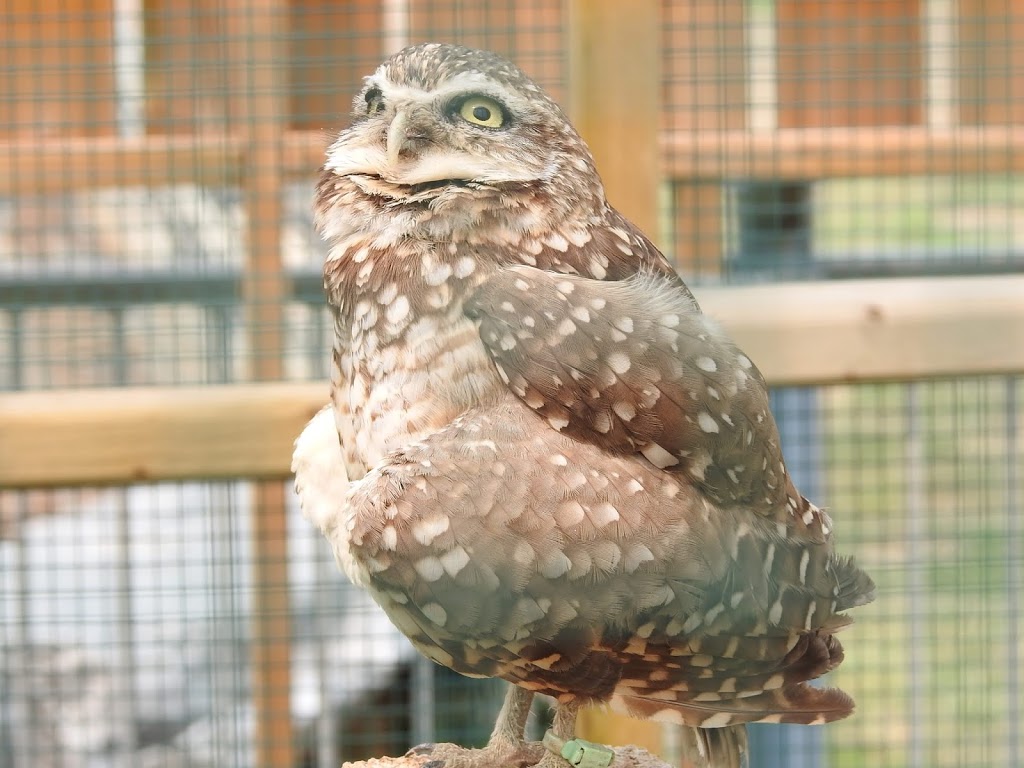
top-left (5, 126), bottom-right (1024, 196)
top-left (662, 126), bottom-right (1024, 181)
top-left (1, 275), bottom-right (1021, 489)
top-left (0, 132), bottom-right (330, 195)
top-left (0, 382), bottom-right (325, 488)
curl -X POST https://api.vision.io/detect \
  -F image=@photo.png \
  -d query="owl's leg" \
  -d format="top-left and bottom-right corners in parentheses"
top-left (487, 683), bottom-right (535, 750)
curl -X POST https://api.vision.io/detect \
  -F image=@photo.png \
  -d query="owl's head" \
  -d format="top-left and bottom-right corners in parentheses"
top-left (318, 43), bottom-right (605, 243)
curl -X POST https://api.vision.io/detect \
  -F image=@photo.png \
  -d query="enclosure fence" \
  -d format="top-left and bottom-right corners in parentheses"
top-left (1, 2), bottom-right (1023, 768)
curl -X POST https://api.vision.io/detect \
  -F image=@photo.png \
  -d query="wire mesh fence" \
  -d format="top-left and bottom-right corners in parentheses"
top-left (0, 2), bottom-right (1021, 768)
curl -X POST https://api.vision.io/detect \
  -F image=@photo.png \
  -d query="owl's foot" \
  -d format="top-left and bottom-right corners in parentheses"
top-left (408, 685), bottom-right (542, 768)
top-left (409, 740), bottom-right (545, 768)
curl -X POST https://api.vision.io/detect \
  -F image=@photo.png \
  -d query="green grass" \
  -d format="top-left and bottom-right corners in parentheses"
top-left (815, 175), bottom-right (1024, 255)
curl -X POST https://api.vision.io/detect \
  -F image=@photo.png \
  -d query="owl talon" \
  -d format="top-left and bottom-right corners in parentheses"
top-left (542, 731), bottom-right (615, 768)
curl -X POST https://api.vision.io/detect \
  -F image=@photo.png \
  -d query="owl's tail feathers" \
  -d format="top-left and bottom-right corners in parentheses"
top-left (678, 724), bottom-right (748, 768)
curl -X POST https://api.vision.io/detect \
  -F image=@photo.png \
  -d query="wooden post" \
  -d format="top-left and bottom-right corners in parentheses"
top-left (567, 0), bottom-right (661, 240)
top-left (225, 1), bottom-right (293, 766)
top-left (565, 1), bottom-right (663, 757)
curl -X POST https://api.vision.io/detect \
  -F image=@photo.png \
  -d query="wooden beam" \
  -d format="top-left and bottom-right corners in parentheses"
top-left (662, 126), bottom-right (1024, 180)
top-left (7, 125), bottom-right (1024, 199)
top-left (0, 382), bottom-right (325, 489)
top-left (697, 274), bottom-right (1024, 386)
top-left (2, 276), bottom-right (1022, 490)
top-left (0, 134), bottom-right (245, 195)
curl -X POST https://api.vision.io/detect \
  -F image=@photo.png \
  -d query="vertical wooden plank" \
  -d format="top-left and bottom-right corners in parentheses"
top-left (662, 2), bottom-right (747, 276)
top-left (566, 3), bottom-right (662, 754)
top-left (0, 0), bottom-right (117, 137)
top-left (224, 1), bottom-right (293, 766)
top-left (776, 0), bottom-right (924, 128)
top-left (568, 0), bottom-right (661, 239)
top-left (957, 0), bottom-right (1024, 125)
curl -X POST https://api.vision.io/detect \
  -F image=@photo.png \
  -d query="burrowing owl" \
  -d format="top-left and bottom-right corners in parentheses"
top-left (294, 42), bottom-right (874, 768)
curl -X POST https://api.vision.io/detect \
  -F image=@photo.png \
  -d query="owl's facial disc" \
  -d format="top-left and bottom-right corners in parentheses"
top-left (325, 73), bottom-right (556, 200)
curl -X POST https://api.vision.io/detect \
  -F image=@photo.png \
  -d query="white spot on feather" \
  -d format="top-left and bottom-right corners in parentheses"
top-left (454, 256), bottom-right (476, 277)
top-left (439, 545), bottom-right (470, 577)
top-left (545, 233), bottom-right (569, 252)
top-left (696, 356), bottom-right (717, 372)
top-left (540, 552), bottom-right (573, 577)
top-left (555, 500), bottom-right (586, 528)
top-left (386, 295), bottom-right (410, 324)
top-left (698, 412), bottom-right (719, 433)
top-left (624, 544), bottom-right (655, 573)
top-left (414, 556), bottom-right (444, 582)
top-left (422, 260), bottom-right (452, 286)
top-left (591, 502), bottom-right (620, 527)
top-left (412, 515), bottom-right (450, 546)
top-left (641, 442), bottom-right (679, 468)
top-left (607, 352), bottom-right (631, 374)
top-left (613, 400), bottom-right (637, 422)
top-left (422, 602), bottom-right (447, 626)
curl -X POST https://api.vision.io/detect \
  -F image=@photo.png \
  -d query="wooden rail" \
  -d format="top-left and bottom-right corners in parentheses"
top-left (3, 274), bottom-right (1021, 490)
top-left (6, 125), bottom-right (1024, 197)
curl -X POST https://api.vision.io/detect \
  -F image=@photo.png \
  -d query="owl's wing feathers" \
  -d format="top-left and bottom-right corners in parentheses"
top-left (464, 263), bottom-right (831, 542)
top-left (346, 391), bottom-right (870, 728)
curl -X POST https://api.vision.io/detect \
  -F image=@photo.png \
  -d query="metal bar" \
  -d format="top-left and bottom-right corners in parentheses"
top-left (4, 256), bottom-right (1024, 311)
top-left (905, 384), bottom-right (926, 768)
top-left (1005, 378), bottom-right (1020, 764)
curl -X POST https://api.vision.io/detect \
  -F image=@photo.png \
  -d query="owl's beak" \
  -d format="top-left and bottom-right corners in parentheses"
top-left (386, 110), bottom-right (411, 166)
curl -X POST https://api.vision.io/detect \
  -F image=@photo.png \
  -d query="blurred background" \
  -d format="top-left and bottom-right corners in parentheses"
top-left (1, 1), bottom-right (1022, 767)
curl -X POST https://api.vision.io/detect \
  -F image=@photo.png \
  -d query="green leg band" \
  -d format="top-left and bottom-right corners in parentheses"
top-left (542, 730), bottom-right (615, 768)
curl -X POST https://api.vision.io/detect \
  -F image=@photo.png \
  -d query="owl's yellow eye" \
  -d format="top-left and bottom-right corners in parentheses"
top-left (457, 96), bottom-right (506, 128)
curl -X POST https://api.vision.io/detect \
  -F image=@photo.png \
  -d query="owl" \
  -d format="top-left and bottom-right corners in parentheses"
top-left (294, 43), bottom-right (874, 768)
